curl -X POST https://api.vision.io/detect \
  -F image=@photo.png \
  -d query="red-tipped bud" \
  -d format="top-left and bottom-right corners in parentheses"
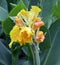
top-left (34, 21), bottom-right (44, 29)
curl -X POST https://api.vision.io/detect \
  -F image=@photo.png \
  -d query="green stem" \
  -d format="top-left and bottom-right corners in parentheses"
top-left (32, 30), bottom-right (40, 65)
top-left (11, 46), bottom-right (20, 65)
top-left (12, 52), bottom-right (19, 65)
top-left (29, 45), bottom-right (36, 65)
top-left (29, 44), bottom-right (40, 65)
top-left (34, 45), bottom-right (40, 65)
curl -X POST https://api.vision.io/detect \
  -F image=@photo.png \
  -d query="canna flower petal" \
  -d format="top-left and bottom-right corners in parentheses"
top-left (36, 31), bottom-right (45, 43)
top-left (18, 26), bottom-right (34, 45)
top-left (15, 16), bottom-right (20, 26)
top-left (9, 25), bottom-right (20, 48)
top-left (10, 25), bottom-right (20, 41)
top-left (9, 41), bottom-right (13, 48)
top-left (15, 16), bottom-right (25, 27)
top-left (17, 9), bottom-right (26, 17)
top-left (28, 6), bottom-right (41, 22)
top-left (31, 6), bottom-right (41, 14)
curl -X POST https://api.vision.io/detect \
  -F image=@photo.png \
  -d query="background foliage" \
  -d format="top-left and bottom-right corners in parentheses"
top-left (0, 0), bottom-right (60, 65)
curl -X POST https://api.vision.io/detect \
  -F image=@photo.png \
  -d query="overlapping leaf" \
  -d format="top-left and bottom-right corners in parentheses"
top-left (42, 19), bottom-right (60, 65)
top-left (2, 0), bottom-right (26, 35)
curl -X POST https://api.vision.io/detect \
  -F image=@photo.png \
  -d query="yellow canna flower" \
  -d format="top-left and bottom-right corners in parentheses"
top-left (17, 9), bottom-right (28, 26)
top-left (18, 26), bottom-right (34, 45)
top-left (28, 6), bottom-right (41, 21)
top-left (15, 16), bottom-right (25, 27)
top-left (31, 6), bottom-right (41, 14)
top-left (27, 6), bottom-right (41, 26)
top-left (9, 26), bottom-right (34, 48)
top-left (9, 25), bottom-right (20, 48)
top-left (9, 6), bottom-right (44, 48)
top-left (17, 9), bottom-right (26, 17)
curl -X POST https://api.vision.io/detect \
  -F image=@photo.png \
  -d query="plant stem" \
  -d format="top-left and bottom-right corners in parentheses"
top-left (34, 45), bottom-right (40, 65)
top-left (12, 46), bottom-right (20, 65)
top-left (12, 53), bottom-right (18, 65)
top-left (29, 44), bottom-right (40, 65)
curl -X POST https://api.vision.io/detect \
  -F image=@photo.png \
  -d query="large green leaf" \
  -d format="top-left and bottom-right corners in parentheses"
top-left (39, 26), bottom-right (51, 64)
top-left (17, 0), bottom-right (29, 8)
top-left (42, 19), bottom-right (60, 65)
top-left (41, 0), bottom-right (56, 28)
top-left (2, 0), bottom-right (26, 35)
top-left (40, 26), bottom-right (50, 52)
top-left (2, 18), bottom-right (15, 35)
top-left (0, 0), bottom-right (8, 10)
top-left (0, 41), bottom-right (11, 65)
top-left (9, 0), bottom-right (26, 16)
top-left (0, 7), bottom-right (8, 21)
top-left (0, 0), bottom-right (8, 21)
top-left (53, 0), bottom-right (60, 19)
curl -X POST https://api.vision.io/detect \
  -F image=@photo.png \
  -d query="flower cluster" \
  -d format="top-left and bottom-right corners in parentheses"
top-left (9, 6), bottom-right (45, 48)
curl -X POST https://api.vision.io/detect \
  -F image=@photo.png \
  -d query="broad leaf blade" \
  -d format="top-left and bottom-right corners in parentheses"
top-left (53, 0), bottom-right (60, 19)
top-left (0, 7), bottom-right (8, 21)
top-left (17, 0), bottom-right (29, 8)
top-left (9, 0), bottom-right (26, 16)
top-left (0, 0), bottom-right (8, 10)
top-left (40, 26), bottom-right (50, 52)
top-left (2, 18), bottom-right (14, 35)
top-left (42, 19), bottom-right (60, 65)
top-left (2, 0), bottom-right (26, 35)
top-left (0, 41), bottom-right (11, 65)
top-left (41, 0), bottom-right (56, 28)
top-left (0, 0), bottom-right (8, 21)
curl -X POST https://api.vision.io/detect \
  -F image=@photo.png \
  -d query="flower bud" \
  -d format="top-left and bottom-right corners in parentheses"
top-left (36, 31), bottom-right (45, 43)
top-left (34, 21), bottom-right (44, 29)
top-left (32, 18), bottom-right (44, 30)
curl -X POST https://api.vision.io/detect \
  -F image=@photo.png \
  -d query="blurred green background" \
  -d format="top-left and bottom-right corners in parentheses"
top-left (0, 0), bottom-right (60, 65)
